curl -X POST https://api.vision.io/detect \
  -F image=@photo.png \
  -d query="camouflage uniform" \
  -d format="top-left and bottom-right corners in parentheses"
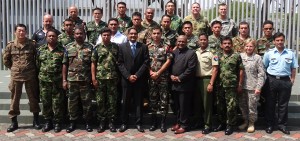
top-left (117, 15), bottom-right (132, 33)
top-left (187, 35), bottom-right (199, 50)
top-left (232, 36), bottom-right (253, 53)
top-left (63, 41), bottom-right (93, 121)
top-left (36, 44), bottom-right (65, 123)
top-left (208, 34), bottom-right (223, 54)
top-left (169, 15), bottom-right (182, 32)
top-left (256, 36), bottom-right (274, 56)
top-left (61, 17), bottom-right (85, 32)
top-left (58, 32), bottom-right (74, 46)
top-left (239, 53), bottom-right (265, 123)
top-left (148, 41), bottom-right (173, 116)
top-left (86, 20), bottom-right (107, 45)
top-left (92, 42), bottom-right (119, 122)
top-left (124, 26), bottom-right (151, 44)
top-left (3, 39), bottom-right (41, 118)
top-left (141, 19), bottom-right (159, 29)
top-left (162, 28), bottom-right (178, 48)
top-left (217, 50), bottom-right (244, 126)
top-left (211, 17), bottom-right (238, 38)
top-left (184, 14), bottom-right (209, 36)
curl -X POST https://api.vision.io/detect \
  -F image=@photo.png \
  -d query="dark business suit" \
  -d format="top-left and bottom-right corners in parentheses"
top-left (117, 41), bottom-right (150, 125)
top-left (171, 47), bottom-right (197, 129)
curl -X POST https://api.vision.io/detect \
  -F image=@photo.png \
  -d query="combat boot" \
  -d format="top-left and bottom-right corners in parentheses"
top-left (33, 113), bottom-right (42, 129)
top-left (54, 123), bottom-right (62, 133)
top-left (42, 119), bottom-right (53, 132)
top-left (66, 120), bottom-right (76, 133)
top-left (7, 116), bottom-right (18, 132)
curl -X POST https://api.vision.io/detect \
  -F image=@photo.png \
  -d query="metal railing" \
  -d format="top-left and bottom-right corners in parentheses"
top-left (1, 0), bottom-right (299, 70)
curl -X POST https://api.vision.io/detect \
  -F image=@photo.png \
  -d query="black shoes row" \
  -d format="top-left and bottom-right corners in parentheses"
top-left (7, 115), bottom-right (42, 132)
top-left (265, 126), bottom-right (290, 135)
top-left (213, 124), bottom-right (233, 135)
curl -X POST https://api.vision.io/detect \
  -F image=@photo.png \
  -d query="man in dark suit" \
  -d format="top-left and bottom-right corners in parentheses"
top-left (117, 27), bottom-right (150, 132)
top-left (170, 35), bottom-right (197, 134)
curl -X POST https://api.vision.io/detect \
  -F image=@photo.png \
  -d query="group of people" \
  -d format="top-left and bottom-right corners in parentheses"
top-left (2, 1), bottom-right (298, 136)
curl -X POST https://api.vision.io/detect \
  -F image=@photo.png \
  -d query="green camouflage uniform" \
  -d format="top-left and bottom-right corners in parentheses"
top-left (217, 50), bottom-right (244, 126)
top-left (187, 35), bottom-right (199, 50)
top-left (37, 44), bottom-right (65, 123)
top-left (63, 42), bottom-right (93, 121)
top-left (211, 17), bottom-right (238, 38)
top-left (148, 41), bottom-right (173, 116)
top-left (58, 33), bottom-right (74, 47)
top-left (86, 20), bottom-right (107, 45)
top-left (141, 19), bottom-right (160, 29)
top-left (169, 15), bottom-right (182, 32)
top-left (61, 17), bottom-right (85, 32)
top-left (256, 36), bottom-right (274, 56)
top-left (184, 14), bottom-right (209, 36)
top-left (232, 36), bottom-right (253, 53)
top-left (124, 26), bottom-right (151, 44)
top-left (162, 28), bottom-right (178, 48)
top-left (117, 15), bottom-right (132, 33)
top-left (208, 34), bottom-right (223, 54)
top-left (92, 42), bottom-right (119, 122)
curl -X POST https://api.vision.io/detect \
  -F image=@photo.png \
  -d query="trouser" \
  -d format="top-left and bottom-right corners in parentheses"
top-left (96, 79), bottom-right (118, 122)
top-left (265, 75), bottom-right (292, 128)
top-left (193, 77), bottom-right (212, 128)
top-left (67, 81), bottom-right (92, 121)
top-left (239, 89), bottom-right (259, 123)
top-left (8, 79), bottom-right (41, 118)
top-left (174, 91), bottom-right (191, 129)
top-left (216, 87), bottom-right (237, 126)
top-left (40, 80), bottom-right (64, 123)
top-left (149, 80), bottom-right (169, 116)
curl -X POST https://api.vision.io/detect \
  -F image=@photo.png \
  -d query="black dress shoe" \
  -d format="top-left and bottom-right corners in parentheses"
top-left (225, 126), bottom-right (233, 135)
top-left (136, 125), bottom-right (145, 132)
top-left (7, 123), bottom-right (18, 132)
top-left (97, 123), bottom-right (105, 133)
top-left (149, 125), bottom-right (157, 131)
top-left (42, 121), bottom-right (53, 132)
top-left (119, 124), bottom-right (127, 132)
top-left (86, 124), bottom-right (93, 132)
top-left (278, 127), bottom-right (290, 135)
top-left (109, 123), bottom-right (116, 132)
top-left (202, 127), bottom-right (211, 134)
top-left (265, 127), bottom-right (273, 134)
top-left (160, 123), bottom-right (167, 133)
top-left (33, 120), bottom-right (42, 130)
top-left (66, 122), bottom-right (76, 133)
top-left (54, 124), bottom-right (62, 133)
top-left (213, 124), bottom-right (226, 132)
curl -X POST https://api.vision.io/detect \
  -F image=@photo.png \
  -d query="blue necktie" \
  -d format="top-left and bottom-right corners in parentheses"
top-left (131, 44), bottom-right (136, 56)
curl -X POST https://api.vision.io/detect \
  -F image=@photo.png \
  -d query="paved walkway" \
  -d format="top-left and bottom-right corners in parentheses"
top-left (0, 123), bottom-right (300, 141)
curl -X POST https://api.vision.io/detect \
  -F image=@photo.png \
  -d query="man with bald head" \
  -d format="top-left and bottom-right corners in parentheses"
top-left (170, 35), bottom-right (197, 134)
top-left (141, 8), bottom-right (159, 29)
top-left (32, 14), bottom-right (61, 47)
top-left (61, 6), bottom-right (85, 32)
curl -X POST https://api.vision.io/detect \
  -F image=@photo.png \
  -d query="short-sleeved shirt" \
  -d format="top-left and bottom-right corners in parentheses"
top-left (117, 15), bottom-right (132, 33)
top-left (58, 32), bottom-right (74, 46)
top-left (184, 14), bottom-right (209, 36)
top-left (63, 42), bottom-right (93, 82)
top-left (263, 47), bottom-right (299, 76)
top-left (187, 34), bottom-right (199, 50)
top-left (219, 50), bottom-right (244, 88)
top-left (86, 20), bottom-right (107, 45)
top-left (232, 36), bottom-right (253, 53)
top-left (37, 44), bottom-right (65, 82)
top-left (195, 47), bottom-right (219, 77)
top-left (210, 17), bottom-right (237, 37)
top-left (92, 42), bottom-right (119, 80)
top-left (256, 36), bottom-right (274, 56)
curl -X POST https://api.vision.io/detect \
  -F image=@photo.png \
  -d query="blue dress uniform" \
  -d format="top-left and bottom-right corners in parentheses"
top-left (263, 47), bottom-right (298, 133)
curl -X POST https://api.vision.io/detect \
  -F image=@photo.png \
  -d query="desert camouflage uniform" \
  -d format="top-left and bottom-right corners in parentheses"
top-left (141, 19), bottom-right (159, 29)
top-left (211, 17), bottom-right (238, 38)
top-left (232, 36), bottom-right (253, 53)
top-left (37, 44), bottom-right (65, 123)
top-left (184, 14), bottom-right (209, 36)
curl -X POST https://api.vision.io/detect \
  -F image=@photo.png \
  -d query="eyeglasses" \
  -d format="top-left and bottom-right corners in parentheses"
top-left (264, 28), bottom-right (273, 30)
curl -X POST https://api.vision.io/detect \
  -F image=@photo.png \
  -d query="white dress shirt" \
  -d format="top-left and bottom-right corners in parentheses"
top-left (96, 31), bottom-right (127, 45)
